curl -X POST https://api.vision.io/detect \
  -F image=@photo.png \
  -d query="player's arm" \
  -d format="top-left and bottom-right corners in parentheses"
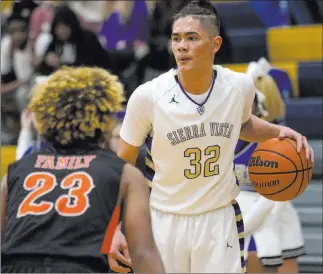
top-left (119, 164), bottom-right (165, 273)
top-left (240, 115), bottom-right (281, 143)
top-left (1, 175), bottom-right (8, 238)
top-left (118, 139), bottom-right (141, 166)
top-left (109, 85), bottom-right (153, 272)
top-left (118, 84), bottom-right (153, 164)
top-left (239, 76), bottom-right (313, 164)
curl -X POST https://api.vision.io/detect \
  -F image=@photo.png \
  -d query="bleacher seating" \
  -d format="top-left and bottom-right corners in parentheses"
top-left (227, 28), bottom-right (268, 63)
top-left (249, 0), bottom-right (291, 28)
top-left (214, 1), bottom-right (265, 30)
top-left (293, 140), bottom-right (323, 273)
top-left (267, 25), bottom-right (323, 62)
top-left (285, 98), bottom-right (323, 139)
top-left (215, 1), bottom-right (268, 63)
top-left (298, 61), bottom-right (323, 97)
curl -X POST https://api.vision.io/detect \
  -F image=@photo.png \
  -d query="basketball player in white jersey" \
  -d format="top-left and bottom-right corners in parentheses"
top-left (108, 0), bottom-right (314, 272)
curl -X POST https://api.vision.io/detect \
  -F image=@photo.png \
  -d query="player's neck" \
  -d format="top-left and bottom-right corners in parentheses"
top-left (177, 68), bottom-right (214, 95)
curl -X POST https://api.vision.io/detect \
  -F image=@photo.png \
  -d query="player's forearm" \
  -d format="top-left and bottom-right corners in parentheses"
top-left (239, 115), bottom-right (282, 143)
top-left (131, 247), bottom-right (165, 273)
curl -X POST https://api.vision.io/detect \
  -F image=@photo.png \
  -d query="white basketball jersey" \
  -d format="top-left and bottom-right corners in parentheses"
top-left (120, 65), bottom-right (256, 214)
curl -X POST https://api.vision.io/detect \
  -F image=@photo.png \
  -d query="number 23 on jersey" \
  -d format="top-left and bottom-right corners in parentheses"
top-left (17, 171), bottom-right (95, 218)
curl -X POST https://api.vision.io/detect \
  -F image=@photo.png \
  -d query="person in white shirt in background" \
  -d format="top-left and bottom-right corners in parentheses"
top-left (1, 8), bottom-right (35, 145)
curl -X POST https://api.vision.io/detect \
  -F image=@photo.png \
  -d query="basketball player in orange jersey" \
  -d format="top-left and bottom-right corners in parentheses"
top-left (1, 67), bottom-right (165, 273)
top-left (109, 0), bottom-right (315, 272)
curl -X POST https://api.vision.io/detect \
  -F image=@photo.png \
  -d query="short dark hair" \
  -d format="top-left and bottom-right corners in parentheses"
top-left (173, 0), bottom-right (221, 35)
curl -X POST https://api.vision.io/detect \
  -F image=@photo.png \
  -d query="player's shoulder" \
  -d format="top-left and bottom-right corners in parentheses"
top-left (95, 148), bottom-right (125, 164)
top-left (6, 150), bottom-right (40, 181)
top-left (216, 65), bottom-right (255, 93)
top-left (131, 69), bottom-right (177, 102)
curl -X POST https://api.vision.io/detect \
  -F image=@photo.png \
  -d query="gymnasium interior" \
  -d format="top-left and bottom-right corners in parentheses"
top-left (1, 0), bottom-right (322, 272)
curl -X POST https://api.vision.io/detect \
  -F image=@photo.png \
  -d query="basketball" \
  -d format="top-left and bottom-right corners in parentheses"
top-left (248, 138), bottom-right (312, 201)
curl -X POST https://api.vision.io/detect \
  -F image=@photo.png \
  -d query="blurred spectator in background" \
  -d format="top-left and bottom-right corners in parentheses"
top-left (246, 61), bottom-right (286, 124)
top-left (99, 0), bottom-right (150, 97)
top-left (146, 0), bottom-right (190, 73)
top-left (29, 1), bottom-right (63, 41)
top-left (34, 5), bottom-right (115, 76)
top-left (99, 0), bottom-right (149, 51)
top-left (1, 1), bottom-right (38, 145)
top-left (30, 1), bottom-right (64, 72)
top-left (69, 1), bottom-right (109, 34)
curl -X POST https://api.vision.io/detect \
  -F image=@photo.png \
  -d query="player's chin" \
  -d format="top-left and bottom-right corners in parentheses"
top-left (176, 60), bottom-right (193, 70)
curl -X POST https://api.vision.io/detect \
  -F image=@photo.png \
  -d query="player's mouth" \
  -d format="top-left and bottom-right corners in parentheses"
top-left (178, 57), bottom-right (192, 63)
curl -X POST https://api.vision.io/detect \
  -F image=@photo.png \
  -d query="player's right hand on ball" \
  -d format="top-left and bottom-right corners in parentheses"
top-left (108, 228), bottom-right (132, 273)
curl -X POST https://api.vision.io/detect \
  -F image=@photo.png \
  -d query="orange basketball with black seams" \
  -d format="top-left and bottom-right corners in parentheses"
top-left (248, 138), bottom-right (312, 201)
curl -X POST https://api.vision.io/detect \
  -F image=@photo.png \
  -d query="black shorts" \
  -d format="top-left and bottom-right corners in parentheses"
top-left (1, 255), bottom-right (106, 273)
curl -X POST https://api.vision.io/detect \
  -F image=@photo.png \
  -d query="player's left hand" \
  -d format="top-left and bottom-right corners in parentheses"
top-left (279, 127), bottom-right (314, 166)
top-left (108, 228), bottom-right (132, 273)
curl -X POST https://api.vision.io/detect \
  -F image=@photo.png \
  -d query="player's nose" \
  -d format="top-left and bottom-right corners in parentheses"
top-left (177, 40), bottom-right (188, 52)
top-left (177, 44), bottom-right (188, 52)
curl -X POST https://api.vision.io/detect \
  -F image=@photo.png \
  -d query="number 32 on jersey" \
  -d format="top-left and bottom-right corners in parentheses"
top-left (17, 171), bottom-right (95, 218)
top-left (184, 145), bottom-right (220, 179)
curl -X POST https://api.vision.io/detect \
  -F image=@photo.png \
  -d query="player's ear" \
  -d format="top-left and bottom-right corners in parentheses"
top-left (212, 36), bottom-right (222, 54)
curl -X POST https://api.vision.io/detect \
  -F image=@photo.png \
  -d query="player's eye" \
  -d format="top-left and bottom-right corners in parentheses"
top-left (172, 37), bottom-right (180, 42)
top-left (188, 36), bottom-right (198, 41)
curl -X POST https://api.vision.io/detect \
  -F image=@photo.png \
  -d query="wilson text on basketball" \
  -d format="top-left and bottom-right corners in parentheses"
top-left (248, 156), bottom-right (279, 168)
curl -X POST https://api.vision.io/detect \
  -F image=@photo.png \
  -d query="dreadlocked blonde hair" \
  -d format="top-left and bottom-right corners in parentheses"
top-left (29, 66), bottom-right (125, 147)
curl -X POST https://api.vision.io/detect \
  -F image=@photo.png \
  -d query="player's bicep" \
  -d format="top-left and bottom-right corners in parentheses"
top-left (1, 175), bottom-right (8, 237)
top-left (121, 164), bottom-right (155, 255)
top-left (118, 138), bottom-right (141, 166)
top-left (120, 86), bottom-right (153, 147)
